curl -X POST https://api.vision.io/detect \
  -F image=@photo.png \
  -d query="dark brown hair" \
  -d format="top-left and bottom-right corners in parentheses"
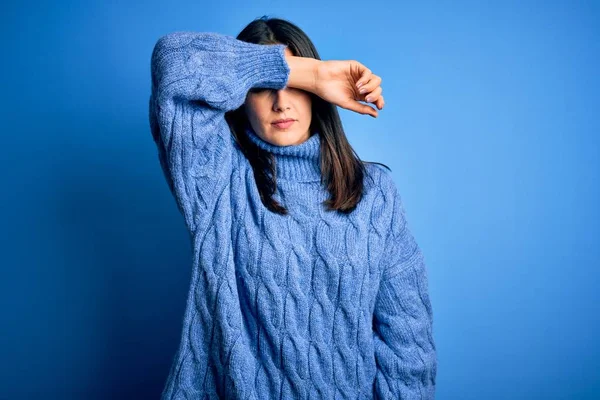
top-left (224, 16), bottom-right (390, 215)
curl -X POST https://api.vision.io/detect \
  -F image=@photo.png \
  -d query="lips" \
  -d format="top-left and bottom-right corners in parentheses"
top-left (272, 119), bottom-right (296, 129)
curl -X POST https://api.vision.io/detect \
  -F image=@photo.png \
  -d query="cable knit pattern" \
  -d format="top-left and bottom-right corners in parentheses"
top-left (149, 31), bottom-right (436, 399)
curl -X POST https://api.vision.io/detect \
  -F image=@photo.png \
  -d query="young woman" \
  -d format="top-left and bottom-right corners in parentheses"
top-left (149, 16), bottom-right (436, 400)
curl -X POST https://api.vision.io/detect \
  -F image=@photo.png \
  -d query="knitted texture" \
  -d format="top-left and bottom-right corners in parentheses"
top-left (149, 31), bottom-right (437, 399)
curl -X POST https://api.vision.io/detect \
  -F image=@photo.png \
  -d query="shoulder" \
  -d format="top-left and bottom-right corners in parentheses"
top-left (360, 163), bottom-right (403, 235)
top-left (362, 162), bottom-right (411, 234)
top-left (363, 162), bottom-right (398, 202)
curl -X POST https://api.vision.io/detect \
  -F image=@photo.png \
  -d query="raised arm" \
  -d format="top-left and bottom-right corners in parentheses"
top-left (372, 184), bottom-right (437, 399)
top-left (148, 31), bottom-right (290, 232)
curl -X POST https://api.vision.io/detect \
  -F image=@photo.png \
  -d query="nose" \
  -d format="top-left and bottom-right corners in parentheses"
top-left (272, 88), bottom-right (292, 111)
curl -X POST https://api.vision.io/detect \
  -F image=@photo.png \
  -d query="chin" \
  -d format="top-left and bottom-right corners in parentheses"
top-left (269, 138), bottom-right (291, 146)
top-left (264, 131), bottom-right (296, 145)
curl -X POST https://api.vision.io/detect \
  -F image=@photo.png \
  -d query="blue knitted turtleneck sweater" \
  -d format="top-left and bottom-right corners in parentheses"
top-left (149, 31), bottom-right (437, 399)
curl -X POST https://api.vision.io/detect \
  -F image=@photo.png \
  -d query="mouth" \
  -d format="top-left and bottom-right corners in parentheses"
top-left (271, 119), bottom-right (296, 129)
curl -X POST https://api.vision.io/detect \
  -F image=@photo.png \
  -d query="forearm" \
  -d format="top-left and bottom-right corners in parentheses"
top-left (284, 53), bottom-right (320, 93)
top-left (151, 31), bottom-right (290, 110)
top-left (373, 264), bottom-right (437, 398)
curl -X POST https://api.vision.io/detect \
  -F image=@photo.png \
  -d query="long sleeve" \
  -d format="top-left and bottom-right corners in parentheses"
top-left (148, 31), bottom-right (290, 233)
top-left (372, 185), bottom-right (437, 399)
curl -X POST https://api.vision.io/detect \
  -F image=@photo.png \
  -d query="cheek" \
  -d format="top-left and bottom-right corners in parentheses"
top-left (299, 96), bottom-right (313, 116)
top-left (298, 91), bottom-right (312, 107)
top-left (244, 99), bottom-right (263, 122)
top-left (246, 98), bottom-right (272, 121)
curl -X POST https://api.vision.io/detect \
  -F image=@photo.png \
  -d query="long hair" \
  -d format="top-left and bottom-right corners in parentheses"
top-left (224, 16), bottom-right (390, 215)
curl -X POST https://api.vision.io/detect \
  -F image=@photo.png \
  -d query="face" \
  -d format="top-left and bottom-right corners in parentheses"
top-left (244, 47), bottom-right (313, 146)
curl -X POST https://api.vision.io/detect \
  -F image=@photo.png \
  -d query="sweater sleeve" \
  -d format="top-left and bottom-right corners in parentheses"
top-left (148, 31), bottom-right (290, 231)
top-left (372, 185), bottom-right (437, 399)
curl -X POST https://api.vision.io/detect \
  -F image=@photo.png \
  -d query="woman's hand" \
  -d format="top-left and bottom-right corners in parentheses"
top-left (313, 59), bottom-right (384, 118)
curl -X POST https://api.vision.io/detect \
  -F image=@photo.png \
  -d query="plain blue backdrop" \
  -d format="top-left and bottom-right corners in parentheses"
top-left (2, 1), bottom-right (598, 399)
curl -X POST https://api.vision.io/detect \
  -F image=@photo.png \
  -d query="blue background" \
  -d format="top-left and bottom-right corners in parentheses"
top-left (2, 1), bottom-right (599, 399)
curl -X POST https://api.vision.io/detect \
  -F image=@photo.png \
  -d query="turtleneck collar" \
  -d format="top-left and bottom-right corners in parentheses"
top-left (244, 125), bottom-right (322, 183)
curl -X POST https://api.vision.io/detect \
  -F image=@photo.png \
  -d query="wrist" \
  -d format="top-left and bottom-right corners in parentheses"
top-left (285, 53), bottom-right (319, 93)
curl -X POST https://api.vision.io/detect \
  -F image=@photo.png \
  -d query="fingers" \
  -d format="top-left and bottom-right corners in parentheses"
top-left (357, 74), bottom-right (382, 95)
top-left (350, 61), bottom-right (384, 117)
top-left (356, 68), bottom-right (384, 111)
top-left (363, 86), bottom-right (384, 109)
top-left (355, 67), bottom-right (373, 89)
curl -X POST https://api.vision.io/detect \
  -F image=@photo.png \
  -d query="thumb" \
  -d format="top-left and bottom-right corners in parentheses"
top-left (342, 99), bottom-right (378, 118)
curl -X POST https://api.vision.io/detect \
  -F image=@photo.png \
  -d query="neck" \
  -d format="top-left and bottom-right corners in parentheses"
top-left (244, 126), bottom-right (322, 183)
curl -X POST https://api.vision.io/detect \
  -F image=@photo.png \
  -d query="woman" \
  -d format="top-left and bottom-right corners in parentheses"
top-left (149, 16), bottom-right (437, 399)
